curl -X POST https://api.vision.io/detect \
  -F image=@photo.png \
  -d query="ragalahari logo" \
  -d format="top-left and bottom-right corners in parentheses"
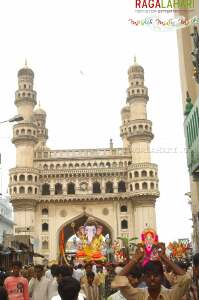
top-left (135, 0), bottom-right (194, 9)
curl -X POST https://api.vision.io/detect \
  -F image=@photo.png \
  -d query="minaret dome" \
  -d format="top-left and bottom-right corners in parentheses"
top-left (128, 57), bottom-right (144, 80)
top-left (34, 107), bottom-right (46, 116)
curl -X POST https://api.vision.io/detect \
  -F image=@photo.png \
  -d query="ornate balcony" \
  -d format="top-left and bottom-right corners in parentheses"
top-left (184, 95), bottom-right (199, 175)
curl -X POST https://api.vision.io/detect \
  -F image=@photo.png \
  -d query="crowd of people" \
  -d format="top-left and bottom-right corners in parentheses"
top-left (0, 244), bottom-right (199, 300)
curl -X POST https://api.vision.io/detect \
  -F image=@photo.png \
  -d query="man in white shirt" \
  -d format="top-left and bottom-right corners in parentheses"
top-left (29, 265), bottom-right (50, 300)
top-left (45, 267), bottom-right (52, 280)
top-left (51, 276), bottom-right (85, 300)
top-left (48, 264), bottom-right (59, 300)
top-left (73, 264), bottom-right (84, 282)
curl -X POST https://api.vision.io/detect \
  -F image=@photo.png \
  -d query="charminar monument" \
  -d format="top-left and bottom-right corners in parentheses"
top-left (9, 58), bottom-right (160, 262)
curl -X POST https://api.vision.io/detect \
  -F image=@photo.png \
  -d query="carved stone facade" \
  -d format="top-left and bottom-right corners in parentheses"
top-left (9, 59), bottom-right (160, 262)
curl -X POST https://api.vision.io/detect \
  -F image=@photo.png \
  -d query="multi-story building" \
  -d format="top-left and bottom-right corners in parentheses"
top-left (9, 59), bottom-right (160, 262)
top-left (0, 196), bottom-right (14, 243)
top-left (176, 6), bottom-right (199, 251)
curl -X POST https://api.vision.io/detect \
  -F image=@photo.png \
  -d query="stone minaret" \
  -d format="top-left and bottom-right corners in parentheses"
top-left (10, 63), bottom-right (39, 235)
top-left (13, 62), bottom-right (38, 167)
top-left (121, 58), bottom-right (159, 238)
top-left (33, 104), bottom-right (48, 149)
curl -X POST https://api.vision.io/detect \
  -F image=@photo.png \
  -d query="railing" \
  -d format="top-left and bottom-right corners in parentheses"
top-left (184, 96), bottom-right (199, 174)
top-left (35, 148), bottom-right (131, 160)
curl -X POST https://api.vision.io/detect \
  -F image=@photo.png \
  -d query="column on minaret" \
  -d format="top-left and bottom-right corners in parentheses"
top-left (33, 104), bottom-right (48, 149)
top-left (15, 61), bottom-right (37, 121)
top-left (120, 58), bottom-right (159, 239)
top-left (125, 58), bottom-right (153, 163)
top-left (120, 106), bottom-right (130, 149)
top-left (10, 62), bottom-right (40, 237)
top-left (13, 63), bottom-right (38, 168)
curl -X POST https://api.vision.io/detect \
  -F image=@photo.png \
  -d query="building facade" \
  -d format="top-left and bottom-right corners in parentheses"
top-left (175, 6), bottom-right (199, 251)
top-left (0, 196), bottom-right (14, 243)
top-left (9, 59), bottom-right (159, 262)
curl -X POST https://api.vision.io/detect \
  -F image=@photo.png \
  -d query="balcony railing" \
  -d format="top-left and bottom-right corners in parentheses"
top-left (184, 96), bottom-right (199, 175)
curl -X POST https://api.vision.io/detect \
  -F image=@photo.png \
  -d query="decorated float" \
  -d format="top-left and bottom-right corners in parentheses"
top-left (75, 217), bottom-right (106, 261)
top-left (167, 239), bottom-right (192, 259)
top-left (59, 217), bottom-right (114, 263)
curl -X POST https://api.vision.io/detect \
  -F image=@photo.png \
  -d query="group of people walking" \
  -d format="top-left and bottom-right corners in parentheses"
top-left (1, 243), bottom-right (199, 300)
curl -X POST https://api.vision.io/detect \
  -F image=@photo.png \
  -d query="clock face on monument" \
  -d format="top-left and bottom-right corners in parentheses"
top-left (80, 182), bottom-right (88, 191)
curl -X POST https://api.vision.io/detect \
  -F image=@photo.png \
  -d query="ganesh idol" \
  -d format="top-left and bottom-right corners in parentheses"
top-left (75, 217), bottom-right (105, 261)
top-left (140, 227), bottom-right (160, 266)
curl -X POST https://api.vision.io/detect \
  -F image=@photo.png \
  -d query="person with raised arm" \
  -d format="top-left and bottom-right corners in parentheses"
top-left (111, 243), bottom-right (191, 300)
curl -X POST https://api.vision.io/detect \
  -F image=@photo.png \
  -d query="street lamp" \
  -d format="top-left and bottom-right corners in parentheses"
top-left (0, 115), bottom-right (23, 124)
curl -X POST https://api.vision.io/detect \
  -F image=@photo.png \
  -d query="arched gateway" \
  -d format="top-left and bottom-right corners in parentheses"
top-left (57, 213), bottom-right (113, 262)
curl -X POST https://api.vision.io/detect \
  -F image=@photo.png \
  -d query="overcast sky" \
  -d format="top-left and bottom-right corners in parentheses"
top-left (0, 0), bottom-right (192, 244)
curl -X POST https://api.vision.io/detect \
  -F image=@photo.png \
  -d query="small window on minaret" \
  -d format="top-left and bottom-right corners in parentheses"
top-left (150, 183), bottom-right (154, 189)
top-left (141, 170), bottom-right (147, 177)
top-left (24, 84), bottom-right (26, 89)
top-left (42, 208), bottom-right (48, 215)
top-left (42, 223), bottom-right (48, 231)
top-left (19, 186), bottom-right (25, 193)
top-left (120, 205), bottom-right (127, 212)
top-left (28, 175), bottom-right (33, 181)
top-left (135, 183), bottom-right (139, 190)
top-left (121, 220), bottom-right (128, 229)
top-left (142, 182), bottom-right (147, 189)
top-left (149, 171), bottom-right (154, 177)
top-left (19, 174), bottom-right (25, 181)
top-left (28, 187), bottom-right (33, 194)
top-left (136, 81), bottom-right (139, 85)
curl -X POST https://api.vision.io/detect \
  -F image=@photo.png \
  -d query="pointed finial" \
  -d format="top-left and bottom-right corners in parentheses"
top-left (134, 56), bottom-right (137, 64)
top-left (25, 58), bottom-right (28, 68)
top-left (110, 138), bottom-right (113, 149)
top-left (38, 100), bottom-right (41, 107)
